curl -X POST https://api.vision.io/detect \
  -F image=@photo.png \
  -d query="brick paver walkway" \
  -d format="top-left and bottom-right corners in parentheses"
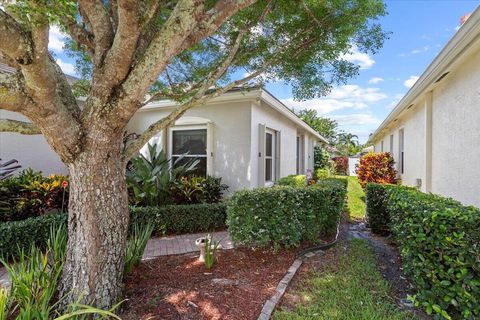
top-left (0, 230), bottom-right (233, 288)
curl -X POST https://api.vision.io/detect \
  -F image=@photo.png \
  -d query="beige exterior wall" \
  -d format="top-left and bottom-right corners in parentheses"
top-left (430, 48), bottom-right (480, 206)
top-left (372, 47), bottom-right (480, 207)
top-left (0, 110), bottom-right (68, 175)
top-left (127, 101), bottom-right (253, 193)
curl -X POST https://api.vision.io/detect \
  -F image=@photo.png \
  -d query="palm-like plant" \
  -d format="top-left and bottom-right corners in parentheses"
top-left (336, 132), bottom-right (360, 156)
top-left (126, 143), bottom-right (198, 206)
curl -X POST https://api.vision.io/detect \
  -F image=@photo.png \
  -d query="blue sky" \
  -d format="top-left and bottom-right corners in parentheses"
top-left (49, 1), bottom-right (479, 143)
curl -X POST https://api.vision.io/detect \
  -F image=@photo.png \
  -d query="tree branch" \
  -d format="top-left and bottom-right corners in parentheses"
top-left (78, 0), bottom-right (114, 65)
top-left (113, 0), bottom-right (258, 129)
top-left (0, 9), bottom-right (33, 65)
top-left (62, 17), bottom-right (95, 55)
top-left (0, 118), bottom-right (41, 135)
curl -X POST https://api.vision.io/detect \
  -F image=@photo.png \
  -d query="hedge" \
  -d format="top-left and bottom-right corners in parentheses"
top-left (0, 213), bottom-right (67, 260)
top-left (276, 174), bottom-right (306, 187)
top-left (226, 178), bottom-right (346, 248)
top-left (0, 203), bottom-right (227, 260)
top-left (130, 202), bottom-right (227, 235)
top-left (366, 183), bottom-right (480, 319)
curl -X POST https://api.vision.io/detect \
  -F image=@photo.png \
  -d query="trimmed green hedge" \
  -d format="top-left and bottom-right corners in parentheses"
top-left (276, 174), bottom-right (306, 187)
top-left (130, 203), bottom-right (227, 235)
top-left (226, 179), bottom-right (346, 248)
top-left (0, 213), bottom-right (67, 260)
top-left (365, 183), bottom-right (391, 234)
top-left (366, 183), bottom-right (480, 319)
top-left (0, 203), bottom-right (227, 260)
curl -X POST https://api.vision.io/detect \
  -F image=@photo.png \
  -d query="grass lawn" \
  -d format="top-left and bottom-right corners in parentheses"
top-left (274, 239), bottom-right (417, 320)
top-left (345, 176), bottom-right (366, 221)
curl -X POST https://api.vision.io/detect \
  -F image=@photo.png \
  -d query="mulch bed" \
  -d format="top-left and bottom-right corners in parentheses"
top-left (119, 247), bottom-right (299, 320)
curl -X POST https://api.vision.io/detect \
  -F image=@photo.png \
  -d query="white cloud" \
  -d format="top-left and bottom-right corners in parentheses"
top-left (340, 47), bottom-right (375, 70)
top-left (399, 46), bottom-right (431, 57)
top-left (404, 75), bottom-right (419, 88)
top-left (368, 77), bottom-right (384, 84)
top-left (281, 84), bottom-right (387, 115)
top-left (49, 26), bottom-right (67, 52)
top-left (56, 58), bottom-right (75, 75)
top-left (332, 113), bottom-right (381, 126)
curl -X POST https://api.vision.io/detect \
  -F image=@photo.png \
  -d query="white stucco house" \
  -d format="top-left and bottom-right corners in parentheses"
top-left (1, 84), bottom-right (326, 192)
top-left (368, 7), bottom-right (480, 207)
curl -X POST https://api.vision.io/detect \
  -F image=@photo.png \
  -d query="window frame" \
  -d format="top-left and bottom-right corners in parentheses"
top-left (265, 128), bottom-right (276, 184)
top-left (168, 125), bottom-right (209, 176)
top-left (398, 128), bottom-right (405, 174)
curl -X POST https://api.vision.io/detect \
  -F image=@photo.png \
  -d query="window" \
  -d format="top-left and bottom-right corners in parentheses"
top-left (296, 136), bottom-right (300, 174)
top-left (265, 130), bottom-right (275, 182)
top-left (171, 128), bottom-right (207, 176)
top-left (389, 134), bottom-right (394, 155)
top-left (398, 129), bottom-right (404, 174)
top-left (381, 140), bottom-right (384, 152)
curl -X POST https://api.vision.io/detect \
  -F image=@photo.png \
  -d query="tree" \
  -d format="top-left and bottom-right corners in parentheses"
top-left (0, 0), bottom-right (386, 308)
top-left (295, 109), bottom-right (338, 143)
top-left (337, 132), bottom-right (361, 155)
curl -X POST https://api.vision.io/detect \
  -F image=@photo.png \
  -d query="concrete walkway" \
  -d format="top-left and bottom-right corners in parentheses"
top-left (0, 230), bottom-right (233, 288)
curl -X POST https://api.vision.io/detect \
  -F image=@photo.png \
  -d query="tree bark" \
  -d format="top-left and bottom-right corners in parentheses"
top-left (59, 134), bottom-right (129, 309)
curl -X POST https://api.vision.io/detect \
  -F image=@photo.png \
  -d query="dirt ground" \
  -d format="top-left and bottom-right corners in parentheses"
top-left (119, 247), bottom-right (298, 320)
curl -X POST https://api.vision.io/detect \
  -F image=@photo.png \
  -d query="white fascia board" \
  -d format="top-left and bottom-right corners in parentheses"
top-left (368, 5), bottom-right (480, 144)
top-left (259, 90), bottom-right (329, 144)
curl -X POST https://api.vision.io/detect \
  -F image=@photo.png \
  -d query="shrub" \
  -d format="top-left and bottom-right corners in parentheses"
top-left (314, 145), bottom-right (330, 170)
top-left (1, 203), bottom-right (227, 259)
top-left (314, 168), bottom-right (332, 180)
top-left (366, 183), bottom-right (480, 319)
top-left (365, 183), bottom-right (391, 234)
top-left (129, 203), bottom-right (227, 235)
top-left (332, 156), bottom-right (348, 175)
top-left (200, 176), bottom-right (228, 203)
top-left (0, 213), bottom-right (67, 260)
top-left (0, 169), bottom-right (69, 222)
top-left (356, 152), bottom-right (397, 188)
top-left (226, 179), bottom-right (346, 248)
top-left (276, 174), bottom-right (306, 187)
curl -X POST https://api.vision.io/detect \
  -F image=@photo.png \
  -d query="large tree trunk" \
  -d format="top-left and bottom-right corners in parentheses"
top-left (59, 135), bottom-right (129, 309)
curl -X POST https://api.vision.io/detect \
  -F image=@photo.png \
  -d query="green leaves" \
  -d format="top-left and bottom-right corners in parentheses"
top-left (366, 183), bottom-right (480, 319)
top-left (226, 179), bottom-right (346, 248)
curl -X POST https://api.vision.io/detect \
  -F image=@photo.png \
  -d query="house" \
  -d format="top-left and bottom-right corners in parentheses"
top-left (0, 80), bottom-right (326, 192)
top-left (367, 7), bottom-right (480, 207)
top-left (127, 88), bottom-right (326, 192)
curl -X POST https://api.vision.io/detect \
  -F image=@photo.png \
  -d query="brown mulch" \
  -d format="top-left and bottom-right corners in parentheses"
top-left (119, 247), bottom-right (299, 320)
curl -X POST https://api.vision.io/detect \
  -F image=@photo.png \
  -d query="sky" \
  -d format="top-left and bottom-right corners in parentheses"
top-left (48, 1), bottom-right (479, 143)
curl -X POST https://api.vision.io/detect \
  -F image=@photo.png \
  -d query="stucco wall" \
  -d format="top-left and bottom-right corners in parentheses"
top-left (372, 47), bottom-right (480, 207)
top-left (430, 48), bottom-right (480, 207)
top-left (128, 101), bottom-right (253, 193)
top-left (0, 110), bottom-right (68, 175)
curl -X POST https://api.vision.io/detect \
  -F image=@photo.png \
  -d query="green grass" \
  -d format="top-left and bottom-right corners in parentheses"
top-left (345, 176), bottom-right (366, 220)
top-left (274, 239), bottom-right (416, 320)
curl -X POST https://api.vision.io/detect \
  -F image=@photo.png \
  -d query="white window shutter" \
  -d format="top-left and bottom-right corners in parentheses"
top-left (207, 122), bottom-right (214, 175)
top-left (275, 131), bottom-right (281, 180)
top-left (258, 124), bottom-right (266, 186)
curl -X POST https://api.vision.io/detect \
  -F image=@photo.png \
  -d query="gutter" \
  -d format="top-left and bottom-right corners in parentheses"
top-left (368, 5), bottom-right (480, 144)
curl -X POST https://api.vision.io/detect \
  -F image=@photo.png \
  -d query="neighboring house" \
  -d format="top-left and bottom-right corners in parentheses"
top-left (368, 7), bottom-right (480, 207)
top-left (1, 80), bottom-right (326, 192)
top-left (127, 88), bottom-right (326, 192)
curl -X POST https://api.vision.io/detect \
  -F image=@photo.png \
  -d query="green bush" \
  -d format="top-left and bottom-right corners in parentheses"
top-left (314, 168), bottom-right (332, 180)
top-left (366, 183), bottom-right (480, 319)
top-left (0, 213), bottom-right (67, 260)
top-left (1, 203), bottom-right (227, 259)
top-left (226, 179), bottom-right (346, 248)
top-left (365, 183), bottom-right (391, 234)
top-left (276, 174), bottom-right (306, 187)
top-left (130, 203), bottom-right (227, 235)
top-left (314, 145), bottom-right (330, 170)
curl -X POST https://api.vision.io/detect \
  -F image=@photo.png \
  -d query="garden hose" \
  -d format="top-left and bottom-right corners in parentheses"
top-left (296, 214), bottom-right (342, 258)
